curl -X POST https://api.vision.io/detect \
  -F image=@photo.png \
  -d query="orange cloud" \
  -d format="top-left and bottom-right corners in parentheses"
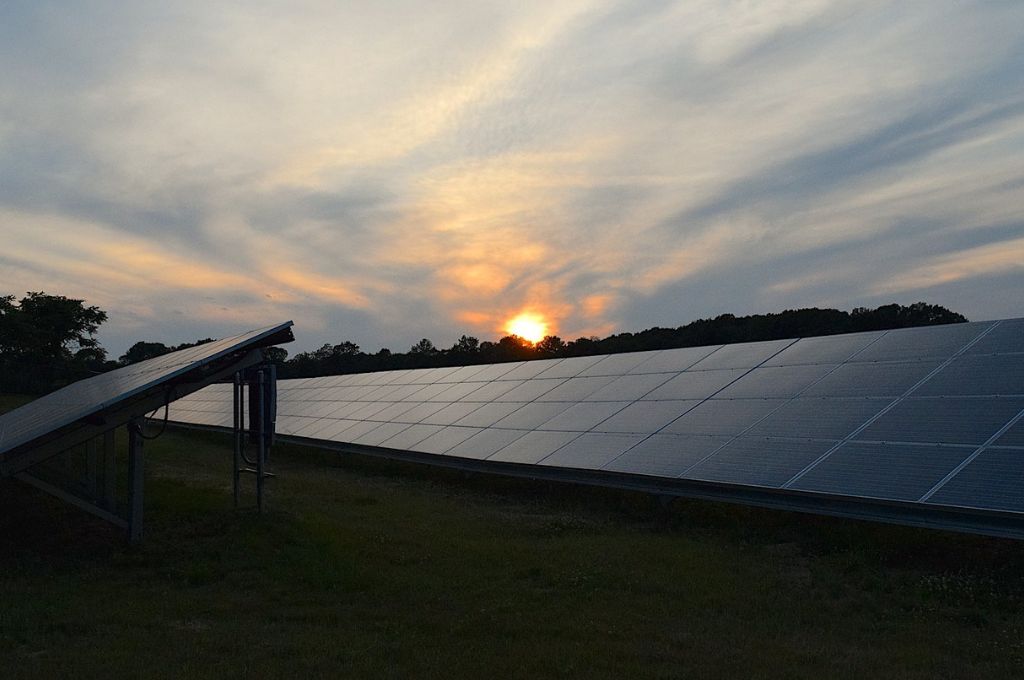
top-left (269, 267), bottom-right (371, 308)
top-left (871, 237), bottom-right (1024, 294)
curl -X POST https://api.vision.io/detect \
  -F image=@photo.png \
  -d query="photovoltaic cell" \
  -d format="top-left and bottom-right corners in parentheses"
top-left (790, 442), bottom-right (971, 502)
top-left (446, 428), bottom-right (527, 459)
top-left (420, 402), bottom-right (483, 426)
top-left (686, 438), bottom-right (837, 488)
top-left (745, 398), bottom-right (890, 440)
top-left (379, 424), bottom-right (445, 450)
top-left (488, 431), bottom-right (580, 464)
top-left (927, 448), bottom-right (1024, 512)
top-left (715, 364), bottom-right (837, 399)
top-left (628, 345), bottom-right (720, 374)
top-left (856, 397), bottom-right (1024, 446)
top-left (995, 419), bottom-right (1024, 448)
top-left (852, 322), bottom-right (992, 362)
top-left (534, 355), bottom-right (605, 379)
top-left (642, 369), bottom-right (747, 400)
top-left (961, 318), bottom-right (1024, 356)
top-left (536, 376), bottom-right (616, 402)
top-left (593, 400), bottom-right (700, 434)
top-left (463, 363), bottom-right (519, 382)
top-left (540, 433), bottom-right (645, 469)
top-left (578, 351), bottom-right (659, 377)
top-left (688, 339), bottom-right (793, 370)
top-left (913, 355), bottom-right (1024, 396)
top-left (604, 434), bottom-right (730, 477)
top-left (764, 331), bottom-right (884, 366)
top-left (453, 402), bottom-right (523, 428)
top-left (393, 402), bottom-right (448, 424)
top-left (442, 364), bottom-right (492, 382)
top-left (431, 381), bottom-right (490, 402)
top-left (458, 380), bottom-right (523, 402)
top-left (495, 379), bottom-right (566, 402)
top-left (663, 399), bottom-right (784, 437)
top-left (368, 402), bottom-right (421, 422)
top-left (410, 426), bottom-right (482, 454)
top-left (537, 401), bottom-right (629, 432)
top-left (801, 361), bottom-right (940, 398)
top-left (499, 359), bottom-right (564, 380)
top-left (583, 373), bottom-right (673, 402)
top-left (316, 419), bottom-right (365, 440)
top-left (354, 422), bottom-right (412, 446)
top-left (407, 383), bottom-right (453, 402)
top-left (493, 402), bottom-right (573, 430)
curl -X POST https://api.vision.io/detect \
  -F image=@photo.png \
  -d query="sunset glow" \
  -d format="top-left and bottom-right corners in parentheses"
top-left (1, 2), bottom-right (1022, 356)
top-left (505, 313), bottom-right (549, 344)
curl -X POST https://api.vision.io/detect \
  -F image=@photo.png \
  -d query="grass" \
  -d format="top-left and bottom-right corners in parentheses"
top-left (2, 396), bottom-right (1024, 678)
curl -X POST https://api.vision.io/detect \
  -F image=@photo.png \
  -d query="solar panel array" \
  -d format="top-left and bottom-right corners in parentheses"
top-left (0, 322), bottom-right (294, 467)
top-left (169, 319), bottom-right (1024, 523)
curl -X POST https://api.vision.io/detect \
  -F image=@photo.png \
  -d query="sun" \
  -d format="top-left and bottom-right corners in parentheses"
top-left (505, 312), bottom-right (548, 344)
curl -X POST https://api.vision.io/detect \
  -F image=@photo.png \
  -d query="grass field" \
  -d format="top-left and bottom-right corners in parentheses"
top-left (2, 394), bottom-right (1024, 678)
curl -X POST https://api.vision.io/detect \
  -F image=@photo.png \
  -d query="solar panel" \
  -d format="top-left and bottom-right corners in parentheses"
top-left (926, 448), bottom-right (1024, 513)
top-left (789, 442), bottom-right (972, 502)
top-left (1, 321), bottom-right (293, 475)
top-left (687, 437), bottom-right (836, 488)
top-left (168, 318), bottom-right (1024, 539)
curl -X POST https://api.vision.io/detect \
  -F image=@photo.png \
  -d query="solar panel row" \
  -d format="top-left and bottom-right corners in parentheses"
top-left (168, 319), bottom-right (1024, 521)
top-left (0, 322), bottom-right (294, 467)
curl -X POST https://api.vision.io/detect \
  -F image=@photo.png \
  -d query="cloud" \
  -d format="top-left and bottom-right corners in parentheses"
top-left (2, 1), bottom-right (1023, 355)
top-left (871, 236), bottom-right (1024, 295)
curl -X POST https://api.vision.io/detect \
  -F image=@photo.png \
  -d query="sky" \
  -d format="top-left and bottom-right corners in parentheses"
top-left (2, 1), bottom-right (1023, 358)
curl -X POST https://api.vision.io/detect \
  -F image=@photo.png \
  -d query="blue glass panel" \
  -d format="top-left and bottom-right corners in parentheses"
top-left (791, 442), bottom-right (970, 502)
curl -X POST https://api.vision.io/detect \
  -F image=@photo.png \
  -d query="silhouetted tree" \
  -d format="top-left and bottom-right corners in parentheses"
top-left (264, 347), bottom-right (289, 365)
top-left (120, 341), bottom-right (172, 365)
top-left (0, 292), bottom-right (110, 393)
top-left (273, 301), bottom-right (969, 379)
top-left (535, 335), bottom-right (566, 357)
top-left (409, 338), bottom-right (437, 355)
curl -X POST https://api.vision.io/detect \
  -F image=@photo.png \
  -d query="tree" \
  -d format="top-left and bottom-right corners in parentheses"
top-left (0, 292), bottom-right (106, 360)
top-left (264, 347), bottom-right (289, 364)
top-left (409, 338), bottom-right (437, 355)
top-left (0, 292), bottom-right (109, 393)
top-left (451, 335), bottom-right (480, 354)
top-left (120, 341), bottom-right (171, 365)
top-left (535, 335), bottom-right (566, 357)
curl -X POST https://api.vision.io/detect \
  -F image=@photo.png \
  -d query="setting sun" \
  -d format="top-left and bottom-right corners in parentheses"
top-left (505, 312), bottom-right (549, 344)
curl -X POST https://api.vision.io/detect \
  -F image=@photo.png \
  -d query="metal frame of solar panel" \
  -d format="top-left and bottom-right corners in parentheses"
top-left (168, 318), bottom-right (1024, 539)
top-left (0, 321), bottom-right (294, 540)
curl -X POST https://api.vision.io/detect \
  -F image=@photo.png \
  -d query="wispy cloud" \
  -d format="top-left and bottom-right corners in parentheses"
top-left (2, 1), bottom-right (1022, 354)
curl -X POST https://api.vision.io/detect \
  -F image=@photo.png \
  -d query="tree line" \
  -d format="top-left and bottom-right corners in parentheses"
top-left (281, 302), bottom-right (967, 378)
top-left (0, 292), bottom-right (968, 394)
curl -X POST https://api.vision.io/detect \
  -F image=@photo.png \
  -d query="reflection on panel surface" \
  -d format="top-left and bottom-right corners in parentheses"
top-left (168, 318), bottom-right (1024, 533)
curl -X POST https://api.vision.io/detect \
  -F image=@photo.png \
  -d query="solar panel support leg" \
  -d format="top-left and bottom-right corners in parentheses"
top-left (233, 371), bottom-right (243, 509)
top-left (127, 419), bottom-right (144, 543)
top-left (102, 429), bottom-right (116, 511)
top-left (86, 438), bottom-right (99, 499)
top-left (256, 369), bottom-right (267, 514)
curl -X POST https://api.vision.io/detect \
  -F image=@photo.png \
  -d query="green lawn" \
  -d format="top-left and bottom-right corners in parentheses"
top-left (1, 403), bottom-right (1023, 678)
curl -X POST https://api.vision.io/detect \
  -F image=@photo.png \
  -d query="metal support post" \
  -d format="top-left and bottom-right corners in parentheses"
top-left (86, 438), bottom-right (99, 499)
top-left (127, 419), bottom-right (144, 543)
top-left (102, 429), bottom-right (116, 511)
top-left (233, 371), bottom-right (242, 508)
top-left (257, 368), bottom-right (267, 514)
